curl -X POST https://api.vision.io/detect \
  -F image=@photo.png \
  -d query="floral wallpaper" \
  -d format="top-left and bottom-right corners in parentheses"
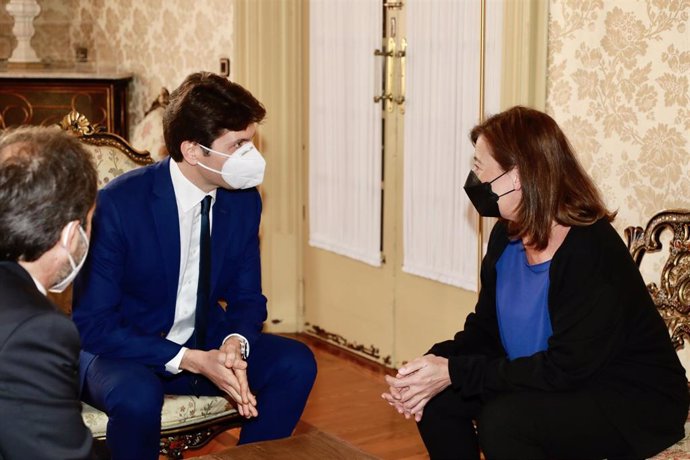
top-left (1, 0), bottom-right (234, 136)
top-left (0, 1), bottom-right (10, 59)
top-left (70, 0), bottom-right (235, 135)
top-left (547, 0), bottom-right (690, 282)
top-left (547, 0), bottom-right (690, 367)
top-left (32, 0), bottom-right (76, 64)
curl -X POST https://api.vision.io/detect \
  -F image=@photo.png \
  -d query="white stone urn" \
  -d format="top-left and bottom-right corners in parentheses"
top-left (6, 0), bottom-right (41, 63)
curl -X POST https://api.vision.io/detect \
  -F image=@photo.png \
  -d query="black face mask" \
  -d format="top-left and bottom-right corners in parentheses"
top-left (463, 170), bottom-right (515, 217)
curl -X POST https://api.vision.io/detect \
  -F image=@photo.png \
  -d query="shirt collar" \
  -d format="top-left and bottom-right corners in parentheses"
top-left (30, 274), bottom-right (47, 295)
top-left (169, 160), bottom-right (217, 213)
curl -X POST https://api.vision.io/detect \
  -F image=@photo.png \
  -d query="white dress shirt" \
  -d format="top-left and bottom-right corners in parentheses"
top-left (30, 274), bottom-right (47, 295)
top-left (165, 161), bottom-right (248, 374)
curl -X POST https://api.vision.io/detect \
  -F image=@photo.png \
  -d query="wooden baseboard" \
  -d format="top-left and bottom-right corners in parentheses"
top-left (291, 332), bottom-right (397, 376)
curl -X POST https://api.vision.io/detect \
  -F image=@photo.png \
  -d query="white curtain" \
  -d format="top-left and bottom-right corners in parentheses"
top-left (308, 0), bottom-right (383, 267)
top-left (402, 0), bottom-right (504, 290)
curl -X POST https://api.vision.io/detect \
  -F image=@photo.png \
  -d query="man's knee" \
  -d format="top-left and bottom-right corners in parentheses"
top-left (280, 340), bottom-right (317, 387)
top-left (88, 359), bottom-right (164, 421)
top-left (248, 336), bottom-right (317, 395)
top-left (106, 377), bottom-right (164, 421)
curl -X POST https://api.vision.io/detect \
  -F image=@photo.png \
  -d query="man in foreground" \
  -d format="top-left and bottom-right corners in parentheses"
top-left (0, 126), bottom-right (97, 459)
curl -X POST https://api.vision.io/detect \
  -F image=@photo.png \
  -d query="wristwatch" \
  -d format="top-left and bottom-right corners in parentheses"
top-left (238, 337), bottom-right (248, 359)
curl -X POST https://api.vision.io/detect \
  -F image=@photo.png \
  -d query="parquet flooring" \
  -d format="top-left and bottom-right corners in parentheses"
top-left (179, 334), bottom-right (428, 459)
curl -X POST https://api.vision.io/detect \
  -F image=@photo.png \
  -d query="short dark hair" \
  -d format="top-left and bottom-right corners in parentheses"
top-left (163, 72), bottom-right (267, 161)
top-left (0, 126), bottom-right (98, 262)
top-left (470, 106), bottom-right (615, 250)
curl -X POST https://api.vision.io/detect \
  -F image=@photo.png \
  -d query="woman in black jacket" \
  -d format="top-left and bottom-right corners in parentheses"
top-left (383, 106), bottom-right (688, 460)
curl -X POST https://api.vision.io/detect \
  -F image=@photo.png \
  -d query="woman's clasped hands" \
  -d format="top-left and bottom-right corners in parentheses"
top-left (382, 354), bottom-right (451, 422)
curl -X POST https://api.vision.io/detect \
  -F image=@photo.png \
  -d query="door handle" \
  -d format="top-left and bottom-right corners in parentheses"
top-left (394, 38), bottom-right (406, 113)
top-left (373, 38), bottom-right (396, 112)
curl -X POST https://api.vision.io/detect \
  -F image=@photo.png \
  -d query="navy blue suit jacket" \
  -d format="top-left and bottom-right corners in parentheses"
top-left (73, 159), bottom-right (267, 374)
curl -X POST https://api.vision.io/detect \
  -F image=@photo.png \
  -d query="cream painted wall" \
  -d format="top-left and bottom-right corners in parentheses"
top-left (234, 0), bottom-right (304, 334)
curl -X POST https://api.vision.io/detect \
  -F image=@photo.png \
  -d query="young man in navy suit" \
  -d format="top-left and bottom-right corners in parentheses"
top-left (0, 127), bottom-right (97, 459)
top-left (73, 72), bottom-right (317, 460)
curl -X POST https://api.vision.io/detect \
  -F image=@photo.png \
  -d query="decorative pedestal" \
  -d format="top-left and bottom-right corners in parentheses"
top-left (6, 0), bottom-right (41, 64)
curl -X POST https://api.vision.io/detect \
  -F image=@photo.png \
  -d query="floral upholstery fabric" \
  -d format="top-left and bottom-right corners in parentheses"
top-left (131, 107), bottom-right (168, 161)
top-left (82, 395), bottom-right (237, 439)
top-left (87, 144), bottom-right (143, 188)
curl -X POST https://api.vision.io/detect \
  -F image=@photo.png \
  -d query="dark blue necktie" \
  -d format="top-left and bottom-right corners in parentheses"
top-left (194, 195), bottom-right (212, 350)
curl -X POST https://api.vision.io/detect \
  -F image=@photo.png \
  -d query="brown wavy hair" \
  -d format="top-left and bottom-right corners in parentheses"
top-left (163, 71), bottom-right (266, 161)
top-left (470, 106), bottom-right (615, 250)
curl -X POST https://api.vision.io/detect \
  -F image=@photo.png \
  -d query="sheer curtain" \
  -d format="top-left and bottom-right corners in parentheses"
top-left (402, 0), bottom-right (503, 290)
top-left (308, 0), bottom-right (383, 267)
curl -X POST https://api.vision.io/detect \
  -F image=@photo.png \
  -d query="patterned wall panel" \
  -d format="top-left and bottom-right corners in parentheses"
top-left (0, 0), bottom-right (16, 60)
top-left (69, 0), bottom-right (235, 135)
top-left (548, 0), bottom-right (690, 371)
top-left (1, 0), bottom-right (234, 136)
top-left (547, 0), bottom-right (690, 237)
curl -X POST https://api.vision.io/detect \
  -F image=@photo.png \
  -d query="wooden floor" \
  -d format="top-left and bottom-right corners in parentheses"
top-left (180, 334), bottom-right (429, 460)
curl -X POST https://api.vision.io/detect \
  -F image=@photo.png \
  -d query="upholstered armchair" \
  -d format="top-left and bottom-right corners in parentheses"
top-left (130, 87), bottom-right (170, 161)
top-left (57, 111), bottom-right (242, 459)
top-left (625, 210), bottom-right (690, 459)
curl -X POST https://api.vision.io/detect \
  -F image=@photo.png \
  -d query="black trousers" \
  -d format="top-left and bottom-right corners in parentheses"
top-left (417, 388), bottom-right (637, 460)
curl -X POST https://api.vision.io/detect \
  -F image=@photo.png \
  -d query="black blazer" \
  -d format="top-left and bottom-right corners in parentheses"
top-left (0, 262), bottom-right (93, 460)
top-left (429, 219), bottom-right (689, 458)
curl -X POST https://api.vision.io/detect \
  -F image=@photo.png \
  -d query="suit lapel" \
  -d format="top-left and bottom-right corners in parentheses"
top-left (210, 191), bottom-right (232, 295)
top-left (151, 159), bottom-right (181, 304)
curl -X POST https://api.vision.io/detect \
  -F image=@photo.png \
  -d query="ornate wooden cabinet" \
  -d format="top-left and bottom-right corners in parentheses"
top-left (0, 71), bottom-right (132, 138)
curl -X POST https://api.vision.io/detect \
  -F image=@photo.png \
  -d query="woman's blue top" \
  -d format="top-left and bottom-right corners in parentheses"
top-left (495, 239), bottom-right (553, 360)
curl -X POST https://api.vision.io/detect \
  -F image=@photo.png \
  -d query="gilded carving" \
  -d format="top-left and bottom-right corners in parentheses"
top-left (626, 210), bottom-right (690, 351)
top-left (58, 110), bottom-right (153, 165)
top-left (59, 110), bottom-right (99, 136)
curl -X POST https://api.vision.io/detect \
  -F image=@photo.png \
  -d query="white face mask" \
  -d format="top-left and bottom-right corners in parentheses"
top-left (49, 221), bottom-right (89, 293)
top-left (197, 141), bottom-right (266, 189)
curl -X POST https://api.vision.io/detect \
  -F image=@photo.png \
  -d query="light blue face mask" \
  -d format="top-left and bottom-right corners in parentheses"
top-left (197, 142), bottom-right (266, 189)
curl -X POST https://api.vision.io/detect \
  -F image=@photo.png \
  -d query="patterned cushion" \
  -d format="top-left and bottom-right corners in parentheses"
top-left (130, 107), bottom-right (168, 161)
top-left (82, 395), bottom-right (237, 439)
